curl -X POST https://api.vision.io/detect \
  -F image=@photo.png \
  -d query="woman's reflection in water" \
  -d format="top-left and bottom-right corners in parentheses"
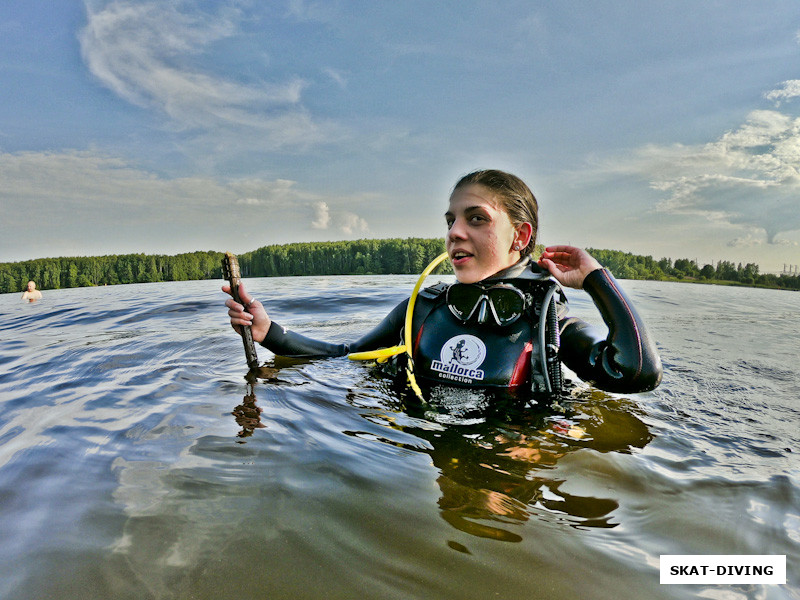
top-left (232, 369), bottom-right (653, 543)
top-left (405, 387), bottom-right (654, 542)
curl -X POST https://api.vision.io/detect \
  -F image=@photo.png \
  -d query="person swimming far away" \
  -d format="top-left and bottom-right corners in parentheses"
top-left (223, 169), bottom-right (662, 399)
top-left (21, 280), bottom-right (43, 303)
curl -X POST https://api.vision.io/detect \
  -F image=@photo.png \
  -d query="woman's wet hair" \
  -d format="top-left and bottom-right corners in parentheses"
top-left (452, 169), bottom-right (538, 256)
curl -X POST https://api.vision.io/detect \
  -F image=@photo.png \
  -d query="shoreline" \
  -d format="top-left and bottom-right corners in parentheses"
top-left (2, 239), bottom-right (799, 294)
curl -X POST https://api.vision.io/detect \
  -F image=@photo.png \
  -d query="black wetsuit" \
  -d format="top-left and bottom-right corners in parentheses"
top-left (260, 258), bottom-right (662, 394)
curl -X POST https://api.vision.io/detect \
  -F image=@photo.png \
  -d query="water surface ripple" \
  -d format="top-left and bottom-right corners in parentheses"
top-left (0, 277), bottom-right (797, 599)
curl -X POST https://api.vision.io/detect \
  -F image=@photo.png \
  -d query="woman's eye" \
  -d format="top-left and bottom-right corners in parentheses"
top-left (470, 215), bottom-right (486, 223)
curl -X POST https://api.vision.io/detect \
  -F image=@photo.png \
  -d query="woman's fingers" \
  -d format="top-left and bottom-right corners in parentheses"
top-left (222, 282), bottom-right (271, 343)
top-left (228, 310), bottom-right (253, 325)
top-left (226, 299), bottom-right (250, 317)
top-left (541, 247), bottom-right (580, 266)
top-left (538, 246), bottom-right (603, 289)
top-left (225, 292), bottom-right (255, 331)
top-left (236, 281), bottom-right (254, 306)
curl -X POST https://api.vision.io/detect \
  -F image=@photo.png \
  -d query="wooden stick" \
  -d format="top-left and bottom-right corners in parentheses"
top-left (222, 252), bottom-right (259, 370)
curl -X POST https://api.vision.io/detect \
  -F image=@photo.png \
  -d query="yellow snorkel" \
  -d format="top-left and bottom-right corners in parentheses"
top-left (348, 251), bottom-right (450, 400)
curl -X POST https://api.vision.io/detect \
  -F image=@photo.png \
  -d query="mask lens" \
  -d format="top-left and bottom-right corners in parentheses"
top-left (488, 286), bottom-right (526, 325)
top-left (447, 284), bottom-right (485, 321)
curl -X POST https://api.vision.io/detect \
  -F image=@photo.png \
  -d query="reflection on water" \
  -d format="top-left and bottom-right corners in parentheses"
top-left (385, 384), bottom-right (652, 542)
top-left (232, 381), bottom-right (263, 438)
top-left (0, 277), bottom-right (798, 599)
top-left (424, 391), bottom-right (652, 542)
top-left (240, 357), bottom-right (656, 544)
top-left (231, 368), bottom-right (286, 438)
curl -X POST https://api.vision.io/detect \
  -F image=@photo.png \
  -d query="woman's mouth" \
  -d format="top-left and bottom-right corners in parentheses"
top-left (451, 250), bottom-right (473, 266)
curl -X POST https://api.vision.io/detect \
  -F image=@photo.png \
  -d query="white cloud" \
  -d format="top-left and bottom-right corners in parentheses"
top-left (0, 150), bottom-right (379, 261)
top-left (0, 149), bottom-right (221, 207)
top-left (311, 201), bottom-right (330, 229)
top-left (285, 0), bottom-right (338, 23)
top-left (230, 178), bottom-right (304, 204)
top-left (764, 80), bottom-right (800, 105)
top-left (339, 213), bottom-right (369, 235)
top-left (309, 201), bottom-right (369, 234)
top-left (323, 67), bottom-right (347, 89)
top-left (79, 1), bottom-right (332, 148)
top-left (727, 233), bottom-right (764, 248)
top-left (596, 106), bottom-right (800, 245)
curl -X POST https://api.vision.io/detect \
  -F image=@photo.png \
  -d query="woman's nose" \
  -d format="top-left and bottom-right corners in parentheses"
top-left (448, 217), bottom-right (467, 240)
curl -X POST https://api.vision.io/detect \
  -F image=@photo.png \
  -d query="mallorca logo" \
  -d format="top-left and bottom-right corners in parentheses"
top-left (431, 334), bottom-right (486, 382)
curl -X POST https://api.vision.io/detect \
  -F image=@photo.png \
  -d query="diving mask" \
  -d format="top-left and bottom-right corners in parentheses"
top-left (446, 282), bottom-right (531, 326)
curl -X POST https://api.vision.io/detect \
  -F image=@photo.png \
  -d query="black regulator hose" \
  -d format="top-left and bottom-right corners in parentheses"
top-left (546, 294), bottom-right (563, 395)
top-left (538, 283), bottom-right (563, 395)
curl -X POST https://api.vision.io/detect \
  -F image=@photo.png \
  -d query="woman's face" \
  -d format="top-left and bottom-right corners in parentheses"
top-left (445, 184), bottom-right (526, 283)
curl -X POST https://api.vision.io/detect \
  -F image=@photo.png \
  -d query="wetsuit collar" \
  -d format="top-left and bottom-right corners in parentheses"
top-left (482, 256), bottom-right (551, 283)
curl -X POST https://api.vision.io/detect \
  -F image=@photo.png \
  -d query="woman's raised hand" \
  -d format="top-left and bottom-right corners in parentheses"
top-left (222, 280), bottom-right (271, 343)
top-left (537, 245), bottom-right (602, 289)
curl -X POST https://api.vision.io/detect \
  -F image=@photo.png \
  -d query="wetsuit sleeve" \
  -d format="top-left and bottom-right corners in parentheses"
top-left (260, 299), bottom-right (409, 358)
top-left (559, 269), bottom-right (662, 393)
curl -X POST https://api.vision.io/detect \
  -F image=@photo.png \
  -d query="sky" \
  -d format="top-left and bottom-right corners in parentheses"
top-left (2, 1), bottom-right (800, 273)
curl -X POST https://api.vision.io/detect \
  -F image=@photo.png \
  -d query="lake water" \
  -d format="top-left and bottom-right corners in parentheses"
top-left (0, 276), bottom-right (798, 599)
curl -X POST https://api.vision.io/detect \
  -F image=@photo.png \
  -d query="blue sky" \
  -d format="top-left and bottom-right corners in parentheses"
top-left (2, 1), bottom-right (800, 273)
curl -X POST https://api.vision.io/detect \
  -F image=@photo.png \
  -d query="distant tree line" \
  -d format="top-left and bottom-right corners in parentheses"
top-left (587, 248), bottom-right (800, 290)
top-left (1, 239), bottom-right (799, 293)
top-left (0, 251), bottom-right (225, 294)
top-left (0, 238), bottom-right (450, 294)
top-left (239, 238), bottom-right (450, 277)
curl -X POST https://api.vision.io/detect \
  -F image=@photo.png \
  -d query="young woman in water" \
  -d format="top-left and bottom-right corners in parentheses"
top-left (224, 169), bottom-right (662, 396)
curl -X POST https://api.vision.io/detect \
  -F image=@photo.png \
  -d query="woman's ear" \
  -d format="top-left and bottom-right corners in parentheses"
top-left (513, 222), bottom-right (533, 250)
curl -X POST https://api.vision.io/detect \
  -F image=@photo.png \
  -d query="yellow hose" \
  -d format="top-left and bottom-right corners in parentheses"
top-left (347, 344), bottom-right (405, 361)
top-left (348, 252), bottom-right (450, 399)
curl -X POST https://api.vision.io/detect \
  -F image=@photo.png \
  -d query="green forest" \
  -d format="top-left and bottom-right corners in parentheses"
top-left (2, 238), bottom-right (799, 294)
